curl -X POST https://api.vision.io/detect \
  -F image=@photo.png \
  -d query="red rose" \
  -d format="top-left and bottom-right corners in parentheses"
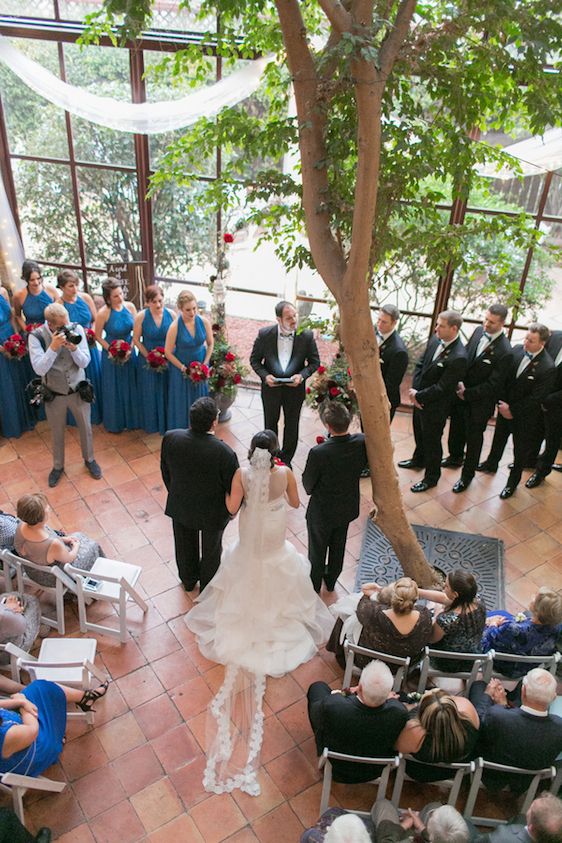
top-left (225, 351), bottom-right (236, 362)
top-left (317, 365), bottom-right (326, 374)
top-left (223, 232), bottom-right (234, 243)
top-left (316, 435), bottom-right (325, 444)
top-left (233, 373), bottom-right (241, 384)
top-left (274, 457), bottom-right (285, 466)
top-left (329, 387), bottom-right (340, 396)
top-left (306, 387), bottom-right (311, 394)
top-left (347, 367), bottom-right (352, 377)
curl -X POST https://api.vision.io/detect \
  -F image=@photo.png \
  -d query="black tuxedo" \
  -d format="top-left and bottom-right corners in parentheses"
top-left (307, 681), bottom-right (408, 783)
top-left (302, 433), bottom-right (367, 592)
top-left (160, 428), bottom-right (239, 590)
top-left (483, 345), bottom-right (555, 487)
top-left (447, 327), bottom-right (513, 480)
top-left (250, 325), bottom-right (320, 465)
top-left (535, 331), bottom-right (562, 476)
top-left (477, 825), bottom-right (531, 843)
top-left (378, 331), bottom-right (409, 419)
top-left (411, 335), bottom-right (468, 485)
top-left (469, 681), bottom-right (562, 794)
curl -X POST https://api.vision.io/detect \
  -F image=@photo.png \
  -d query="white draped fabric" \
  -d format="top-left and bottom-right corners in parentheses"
top-left (0, 169), bottom-right (24, 290)
top-left (0, 35), bottom-right (269, 135)
top-left (477, 128), bottom-right (562, 179)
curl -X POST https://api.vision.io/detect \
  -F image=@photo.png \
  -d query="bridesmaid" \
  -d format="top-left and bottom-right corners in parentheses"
top-left (13, 260), bottom-right (58, 331)
top-left (58, 269), bottom-right (103, 425)
top-left (95, 278), bottom-right (139, 433)
top-left (133, 285), bottom-right (175, 435)
top-left (0, 286), bottom-right (35, 438)
top-left (165, 290), bottom-right (213, 431)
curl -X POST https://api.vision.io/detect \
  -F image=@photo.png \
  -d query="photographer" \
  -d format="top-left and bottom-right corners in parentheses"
top-left (29, 303), bottom-right (102, 488)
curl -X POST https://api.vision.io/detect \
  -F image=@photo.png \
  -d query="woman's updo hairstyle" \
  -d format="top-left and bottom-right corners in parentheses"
top-left (248, 430), bottom-right (279, 468)
top-left (390, 577), bottom-right (418, 615)
top-left (145, 284), bottom-right (163, 303)
top-left (21, 260), bottom-right (41, 285)
top-left (101, 278), bottom-right (122, 306)
top-left (447, 570), bottom-right (478, 611)
top-left (57, 269), bottom-right (80, 289)
top-left (177, 290), bottom-right (197, 310)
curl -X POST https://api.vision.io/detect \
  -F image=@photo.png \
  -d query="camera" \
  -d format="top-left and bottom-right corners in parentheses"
top-left (56, 323), bottom-right (81, 345)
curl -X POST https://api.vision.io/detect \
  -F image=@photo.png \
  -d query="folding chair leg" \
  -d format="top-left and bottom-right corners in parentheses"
top-left (11, 786), bottom-right (25, 824)
top-left (55, 581), bottom-right (66, 636)
top-left (391, 758), bottom-right (406, 807)
top-left (320, 760), bottom-right (333, 815)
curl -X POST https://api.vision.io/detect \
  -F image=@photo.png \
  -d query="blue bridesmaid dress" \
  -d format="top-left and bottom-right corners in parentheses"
top-left (0, 680), bottom-right (66, 776)
top-left (0, 296), bottom-right (35, 438)
top-left (138, 308), bottom-right (173, 435)
top-left (100, 307), bottom-right (140, 433)
top-left (63, 296), bottom-right (103, 425)
top-left (21, 288), bottom-right (54, 423)
top-left (166, 314), bottom-right (209, 431)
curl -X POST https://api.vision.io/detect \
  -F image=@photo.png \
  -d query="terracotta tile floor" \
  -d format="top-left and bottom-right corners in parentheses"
top-left (1, 388), bottom-right (561, 841)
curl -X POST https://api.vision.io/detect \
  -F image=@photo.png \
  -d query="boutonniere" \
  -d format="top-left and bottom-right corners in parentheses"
top-left (527, 375), bottom-right (535, 380)
top-left (483, 359), bottom-right (491, 365)
top-left (437, 362), bottom-right (444, 368)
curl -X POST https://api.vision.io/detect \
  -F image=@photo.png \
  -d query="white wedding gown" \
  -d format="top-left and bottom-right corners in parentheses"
top-left (185, 451), bottom-right (333, 795)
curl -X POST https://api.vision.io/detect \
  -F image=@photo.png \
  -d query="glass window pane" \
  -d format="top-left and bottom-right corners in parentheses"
top-left (12, 159), bottom-right (80, 264)
top-left (1, 0), bottom-right (54, 17)
top-left (0, 40), bottom-right (69, 159)
top-left (544, 172), bottom-right (562, 219)
top-left (521, 225), bottom-right (562, 330)
top-left (77, 166), bottom-right (141, 266)
top-left (152, 181), bottom-right (216, 279)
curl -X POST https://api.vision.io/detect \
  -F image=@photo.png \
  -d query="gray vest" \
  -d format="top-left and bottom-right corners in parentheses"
top-left (34, 325), bottom-right (85, 395)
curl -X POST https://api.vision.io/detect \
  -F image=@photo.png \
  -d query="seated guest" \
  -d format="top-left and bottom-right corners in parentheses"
top-left (0, 592), bottom-right (41, 654)
top-left (307, 660), bottom-right (408, 783)
top-left (0, 680), bottom-right (109, 778)
top-left (395, 688), bottom-right (479, 781)
top-left (469, 669), bottom-right (562, 794)
top-left (337, 578), bottom-right (432, 670)
top-left (477, 792), bottom-right (562, 842)
top-left (419, 570), bottom-right (486, 672)
top-left (481, 587), bottom-right (562, 678)
top-left (301, 812), bottom-right (372, 843)
top-left (14, 493), bottom-right (102, 587)
top-left (0, 510), bottom-right (18, 550)
top-left (371, 800), bottom-right (474, 843)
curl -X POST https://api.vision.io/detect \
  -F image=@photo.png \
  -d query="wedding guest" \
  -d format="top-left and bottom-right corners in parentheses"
top-left (481, 587), bottom-right (562, 678)
top-left (0, 592), bottom-right (41, 654)
top-left (133, 285), bottom-right (175, 435)
top-left (165, 290), bottom-right (213, 432)
top-left (95, 279), bottom-right (139, 433)
top-left (0, 286), bottom-right (35, 438)
top-left (0, 807), bottom-right (51, 843)
top-left (14, 493), bottom-right (102, 587)
top-left (58, 269), bottom-right (102, 425)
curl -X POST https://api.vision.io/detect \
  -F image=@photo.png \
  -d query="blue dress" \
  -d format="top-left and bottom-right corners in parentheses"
top-left (21, 289), bottom-right (54, 423)
top-left (138, 308), bottom-right (173, 435)
top-left (63, 296), bottom-right (102, 425)
top-left (100, 307), bottom-right (139, 433)
top-left (166, 314), bottom-right (209, 431)
top-left (481, 613), bottom-right (561, 678)
top-left (0, 680), bottom-right (66, 776)
top-left (0, 296), bottom-right (35, 438)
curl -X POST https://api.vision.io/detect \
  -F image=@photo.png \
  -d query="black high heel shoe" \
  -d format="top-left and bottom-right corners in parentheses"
top-left (77, 680), bottom-right (110, 713)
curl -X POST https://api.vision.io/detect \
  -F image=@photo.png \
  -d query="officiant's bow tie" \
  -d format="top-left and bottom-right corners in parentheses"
top-left (280, 332), bottom-right (295, 339)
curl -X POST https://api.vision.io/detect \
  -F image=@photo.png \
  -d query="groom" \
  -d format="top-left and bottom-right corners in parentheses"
top-left (160, 397), bottom-right (239, 592)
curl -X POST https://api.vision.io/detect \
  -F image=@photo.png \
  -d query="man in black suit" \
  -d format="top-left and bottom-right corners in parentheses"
top-left (376, 305), bottom-right (409, 421)
top-left (250, 301), bottom-right (320, 467)
top-left (160, 397), bottom-right (239, 592)
top-left (469, 669), bottom-right (562, 794)
top-left (398, 310), bottom-right (468, 492)
top-left (526, 329), bottom-right (562, 488)
top-left (302, 402), bottom-right (367, 592)
top-left (443, 304), bottom-right (513, 493)
top-left (477, 794), bottom-right (562, 843)
top-left (477, 324), bottom-right (555, 498)
top-left (307, 660), bottom-right (408, 783)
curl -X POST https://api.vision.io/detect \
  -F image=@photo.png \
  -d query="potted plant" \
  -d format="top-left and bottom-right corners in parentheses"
top-left (208, 324), bottom-right (248, 422)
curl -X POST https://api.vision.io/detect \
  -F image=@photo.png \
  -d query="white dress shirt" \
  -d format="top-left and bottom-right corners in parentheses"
top-left (277, 326), bottom-right (295, 372)
top-left (476, 329), bottom-right (503, 357)
top-left (28, 323), bottom-right (90, 376)
top-left (515, 349), bottom-right (539, 378)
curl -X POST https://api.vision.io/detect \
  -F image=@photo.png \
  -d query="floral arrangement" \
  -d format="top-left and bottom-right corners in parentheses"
top-left (305, 351), bottom-right (358, 415)
top-left (185, 360), bottom-right (210, 382)
top-left (208, 325), bottom-right (247, 397)
top-left (146, 347), bottom-right (167, 373)
top-left (86, 328), bottom-right (97, 348)
top-left (2, 334), bottom-right (27, 360)
top-left (108, 339), bottom-right (131, 365)
top-left (24, 322), bottom-right (42, 335)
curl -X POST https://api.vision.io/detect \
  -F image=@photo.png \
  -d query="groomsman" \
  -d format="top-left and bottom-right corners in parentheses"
top-left (250, 301), bottom-right (320, 467)
top-left (526, 329), bottom-right (562, 487)
top-left (302, 402), bottom-right (367, 592)
top-left (398, 310), bottom-right (467, 492)
top-left (376, 305), bottom-right (409, 421)
top-left (443, 304), bottom-right (513, 493)
top-left (478, 324), bottom-right (555, 498)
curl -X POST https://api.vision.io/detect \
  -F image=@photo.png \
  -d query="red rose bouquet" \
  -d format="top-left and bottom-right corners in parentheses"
top-left (185, 360), bottom-right (210, 382)
top-left (86, 328), bottom-right (97, 348)
top-left (2, 334), bottom-right (27, 360)
top-left (146, 347), bottom-right (168, 373)
top-left (305, 352), bottom-right (358, 415)
top-left (208, 326), bottom-right (248, 397)
top-left (108, 339), bottom-right (131, 365)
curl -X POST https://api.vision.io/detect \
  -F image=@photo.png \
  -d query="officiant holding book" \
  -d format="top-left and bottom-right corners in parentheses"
top-left (250, 301), bottom-right (320, 467)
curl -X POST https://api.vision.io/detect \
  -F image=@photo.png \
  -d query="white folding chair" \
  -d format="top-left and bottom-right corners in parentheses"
top-left (417, 647), bottom-right (494, 695)
top-left (392, 755), bottom-right (476, 810)
top-left (343, 640), bottom-right (411, 692)
top-left (5, 637), bottom-right (106, 725)
top-left (0, 548), bottom-right (76, 635)
top-left (0, 772), bottom-right (65, 826)
top-left (66, 557), bottom-right (148, 643)
top-left (464, 757), bottom-right (560, 825)
top-left (319, 748), bottom-right (402, 816)
top-left (487, 650), bottom-right (560, 681)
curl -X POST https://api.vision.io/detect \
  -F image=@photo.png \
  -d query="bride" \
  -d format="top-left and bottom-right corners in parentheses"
top-left (185, 429), bottom-right (333, 795)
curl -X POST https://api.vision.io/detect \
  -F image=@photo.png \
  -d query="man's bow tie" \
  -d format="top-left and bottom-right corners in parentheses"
top-left (280, 332), bottom-right (295, 339)
top-left (482, 332), bottom-right (491, 341)
top-left (525, 351), bottom-right (533, 360)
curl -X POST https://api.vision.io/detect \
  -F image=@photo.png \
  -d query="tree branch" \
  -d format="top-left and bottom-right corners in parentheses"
top-left (379, 0), bottom-right (417, 76)
top-left (317, 0), bottom-right (353, 34)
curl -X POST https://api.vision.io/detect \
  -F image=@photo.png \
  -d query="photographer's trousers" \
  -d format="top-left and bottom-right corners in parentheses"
top-left (46, 393), bottom-right (94, 469)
